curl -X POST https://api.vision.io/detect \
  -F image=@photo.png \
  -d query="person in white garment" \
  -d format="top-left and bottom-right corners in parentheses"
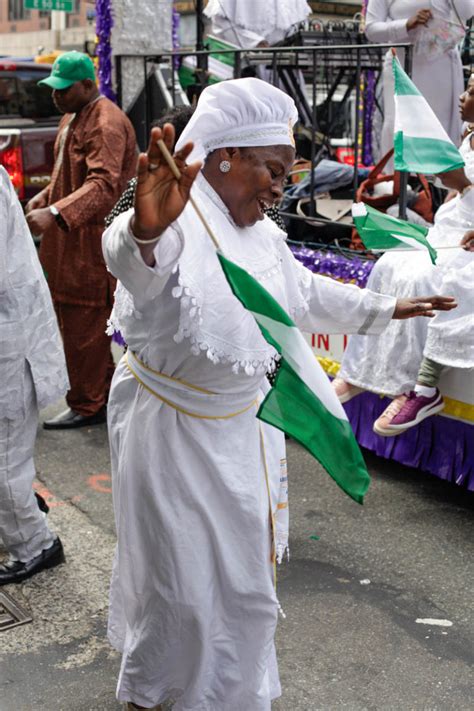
top-left (204, 0), bottom-right (311, 92)
top-left (204, 0), bottom-right (311, 49)
top-left (0, 166), bottom-right (69, 585)
top-left (365, 0), bottom-right (473, 164)
top-left (102, 78), bottom-right (456, 711)
top-left (333, 76), bottom-right (474, 434)
top-left (364, 230), bottom-right (474, 434)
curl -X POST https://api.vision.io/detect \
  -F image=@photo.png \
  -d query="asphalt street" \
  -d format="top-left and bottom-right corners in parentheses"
top-left (0, 395), bottom-right (472, 711)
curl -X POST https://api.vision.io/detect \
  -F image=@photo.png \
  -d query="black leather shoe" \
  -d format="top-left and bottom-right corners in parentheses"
top-left (43, 407), bottom-right (106, 430)
top-left (0, 537), bottom-right (65, 586)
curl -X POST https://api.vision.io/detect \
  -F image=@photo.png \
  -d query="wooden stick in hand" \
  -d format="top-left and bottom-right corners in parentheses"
top-left (157, 139), bottom-right (222, 252)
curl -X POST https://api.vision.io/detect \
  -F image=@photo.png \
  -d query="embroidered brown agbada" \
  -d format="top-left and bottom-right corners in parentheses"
top-left (38, 96), bottom-right (136, 417)
top-left (39, 96), bottom-right (137, 306)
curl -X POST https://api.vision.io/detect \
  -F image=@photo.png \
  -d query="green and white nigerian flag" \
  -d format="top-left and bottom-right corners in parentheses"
top-left (218, 253), bottom-right (370, 504)
top-left (392, 55), bottom-right (464, 174)
top-left (352, 202), bottom-right (438, 264)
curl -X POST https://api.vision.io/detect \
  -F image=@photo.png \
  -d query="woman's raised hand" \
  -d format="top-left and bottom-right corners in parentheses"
top-left (406, 8), bottom-right (432, 31)
top-left (131, 124), bottom-right (201, 242)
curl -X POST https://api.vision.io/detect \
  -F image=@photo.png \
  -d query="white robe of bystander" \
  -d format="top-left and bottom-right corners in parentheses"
top-left (204, 0), bottom-right (312, 47)
top-left (0, 166), bottom-right (68, 561)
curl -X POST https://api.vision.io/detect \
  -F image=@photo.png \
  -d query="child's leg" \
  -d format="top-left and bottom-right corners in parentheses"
top-left (414, 357), bottom-right (444, 396)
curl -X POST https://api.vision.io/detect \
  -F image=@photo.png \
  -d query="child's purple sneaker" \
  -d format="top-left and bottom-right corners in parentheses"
top-left (387, 388), bottom-right (444, 432)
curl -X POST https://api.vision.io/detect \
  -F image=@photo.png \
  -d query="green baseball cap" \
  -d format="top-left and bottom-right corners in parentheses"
top-left (38, 51), bottom-right (96, 90)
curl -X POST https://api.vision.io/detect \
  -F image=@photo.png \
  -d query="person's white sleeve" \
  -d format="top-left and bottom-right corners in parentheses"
top-left (292, 259), bottom-right (396, 335)
top-left (435, 0), bottom-right (474, 22)
top-left (0, 167), bottom-right (12, 292)
top-left (457, 0), bottom-right (474, 21)
top-left (102, 208), bottom-right (184, 301)
top-left (365, 0), bottom-right (410, 43)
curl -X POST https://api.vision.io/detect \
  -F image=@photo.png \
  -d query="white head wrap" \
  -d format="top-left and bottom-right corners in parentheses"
top-left (175, 78), bottom-right (298, 163)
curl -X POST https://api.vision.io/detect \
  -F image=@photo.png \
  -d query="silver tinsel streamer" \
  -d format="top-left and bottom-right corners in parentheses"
top-left (111, 0), bottom-right (173, 112)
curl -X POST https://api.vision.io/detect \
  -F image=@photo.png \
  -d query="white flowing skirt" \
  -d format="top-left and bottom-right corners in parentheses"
top-left (107, 360), bottom-right (282, 710)
top-left (424, 251), bottom-right (474, 369)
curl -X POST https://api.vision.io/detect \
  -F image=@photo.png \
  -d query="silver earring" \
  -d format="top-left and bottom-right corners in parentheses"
top-left (219, 160), bottom-right (231, 173)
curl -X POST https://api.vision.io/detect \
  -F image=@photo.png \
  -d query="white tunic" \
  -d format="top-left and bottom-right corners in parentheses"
top-left (340, 134), bottom-right (474, 396)
top-left (366, 0), bottom-right (473, 161)
top-left (103, 174), bottom-right (395, 710)
top-left (0, 166), bottom-right (68, 420)
top-left (0, 167), bottom-right (66, 561)
top-left (204, 0), bottom-right (311, 47)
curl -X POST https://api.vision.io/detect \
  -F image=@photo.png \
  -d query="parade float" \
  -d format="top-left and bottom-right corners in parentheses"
top-left (291, 244), bottom-right (473, 491)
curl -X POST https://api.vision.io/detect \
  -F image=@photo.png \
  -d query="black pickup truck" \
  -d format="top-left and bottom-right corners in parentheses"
top-left (0, 60), bottom-right (60, 207)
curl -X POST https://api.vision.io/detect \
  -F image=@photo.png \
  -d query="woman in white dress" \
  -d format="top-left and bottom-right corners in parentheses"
top-left (365, 0), bottom-right (473, 161)
top-left (102, 78), bottom-right (455, 710)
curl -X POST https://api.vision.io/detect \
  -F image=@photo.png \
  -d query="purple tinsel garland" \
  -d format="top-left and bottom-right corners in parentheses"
top-left (362, 70), bottom-right (376, 166)
top-left (95, 0), bottom-right (116, 102)
top-left (112, 329), bottom-right (126, 347)
top-left (290, 246), bottom-right (375, 288)
top-left (360, 0), bottom-right (369, 26)
top-left (360, 1), bottom-right (375, 166)
top-left (172, 7), bottom-right (181, 70)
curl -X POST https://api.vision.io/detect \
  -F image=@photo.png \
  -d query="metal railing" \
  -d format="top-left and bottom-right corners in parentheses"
top-left (116, 41), bottom-right (413, 233)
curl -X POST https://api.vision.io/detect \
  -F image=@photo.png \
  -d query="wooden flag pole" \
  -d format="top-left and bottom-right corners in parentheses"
top-left (369, 244), bottom-right (462, 253)
top-left (157, 139), bottom-right (222, 251)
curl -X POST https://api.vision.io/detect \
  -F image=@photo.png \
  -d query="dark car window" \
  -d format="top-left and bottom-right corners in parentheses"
top-left (0, 69), bottom-right (60, 119)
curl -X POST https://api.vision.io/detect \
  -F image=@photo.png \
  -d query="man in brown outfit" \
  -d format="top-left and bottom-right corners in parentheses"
top-left (26, 51), bottom-right (136, 429)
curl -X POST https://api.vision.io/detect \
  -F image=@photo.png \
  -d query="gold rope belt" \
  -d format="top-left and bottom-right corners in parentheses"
top-left (125, 350), bottom-right (258, 420)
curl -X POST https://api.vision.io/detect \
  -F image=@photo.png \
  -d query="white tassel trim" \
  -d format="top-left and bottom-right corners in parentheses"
top-left (275, 542), bottom-right (290, 566)
top-left (105, 318), bottom-right (116, 337)
top-left (277, 598), bottom-right (287, 619)
top-left (171, 275), bottom-right (279, 376)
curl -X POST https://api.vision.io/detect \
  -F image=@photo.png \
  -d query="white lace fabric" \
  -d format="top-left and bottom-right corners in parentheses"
top-left (108, 174), bottom-right (311, 377)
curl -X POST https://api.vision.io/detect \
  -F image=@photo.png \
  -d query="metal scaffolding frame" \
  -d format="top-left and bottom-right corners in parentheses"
top-left (115, 41), bottom-right (413, 234)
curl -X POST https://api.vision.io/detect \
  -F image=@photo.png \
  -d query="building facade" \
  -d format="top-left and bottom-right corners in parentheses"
top-left (0, 1), bottom-right (364, 58)
top-left (0, 0), bottom-right (96, 57)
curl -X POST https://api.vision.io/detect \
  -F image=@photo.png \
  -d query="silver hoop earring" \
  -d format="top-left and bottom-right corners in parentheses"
top-left (219, 160), bottom-right (231, 173)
